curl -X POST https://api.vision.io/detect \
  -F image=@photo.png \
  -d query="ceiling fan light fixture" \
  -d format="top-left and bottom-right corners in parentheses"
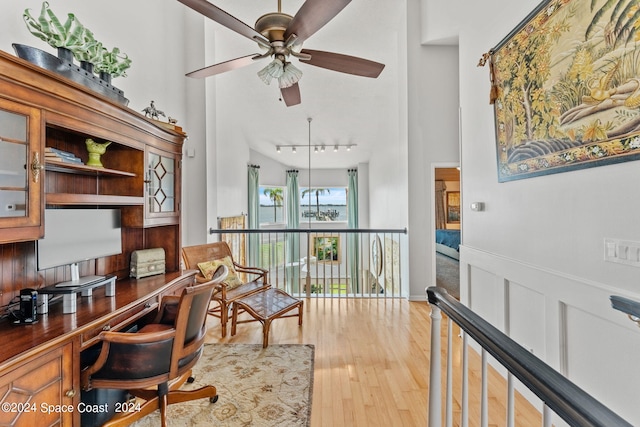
top-left (257, 58), bottom-right (285, 85)
top-left (278, 62), bottom-right (303, 88)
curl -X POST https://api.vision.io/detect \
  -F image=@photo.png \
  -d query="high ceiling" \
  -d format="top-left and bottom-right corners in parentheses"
top-left (187, 0), bottom-right (405, 169)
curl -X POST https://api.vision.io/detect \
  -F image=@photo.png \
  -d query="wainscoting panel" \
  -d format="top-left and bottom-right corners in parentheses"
top-left (468, 264), bottom-right (501, 327)
top-left (507, 281), bottom-right (546, 357)
top-left (564, 304), bottom-right (640, 422)
top-left (460, 245), bottom-right (640, 424)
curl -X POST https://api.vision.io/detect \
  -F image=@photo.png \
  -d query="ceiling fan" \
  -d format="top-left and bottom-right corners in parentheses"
top-left (178, 0), bottom-right (385, 107)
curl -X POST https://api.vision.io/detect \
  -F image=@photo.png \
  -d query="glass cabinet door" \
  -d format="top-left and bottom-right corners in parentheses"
top-left (0, 99), bottom-right (42, 242)
top-left (145, 147), bottom-right (179, 224)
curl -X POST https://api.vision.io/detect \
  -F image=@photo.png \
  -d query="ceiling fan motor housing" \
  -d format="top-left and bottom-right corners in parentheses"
top-left (255, 13), bottom-right (293, 42)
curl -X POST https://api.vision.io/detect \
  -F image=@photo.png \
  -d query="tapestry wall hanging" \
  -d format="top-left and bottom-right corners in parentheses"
top-left (483, 0), bottom-right (640, 182)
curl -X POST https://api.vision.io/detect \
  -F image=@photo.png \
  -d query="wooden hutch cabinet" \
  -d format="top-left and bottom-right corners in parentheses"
top-left (0, 97), bottom-right (44, 243)
top-left (0, 49), bottom-right (190, 426)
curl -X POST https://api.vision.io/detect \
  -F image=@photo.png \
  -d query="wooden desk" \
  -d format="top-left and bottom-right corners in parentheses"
top-left (0, 270), bottom-right (197, 427)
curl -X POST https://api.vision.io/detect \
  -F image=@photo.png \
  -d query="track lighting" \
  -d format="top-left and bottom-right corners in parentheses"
top-left (275, 144), bottom-right (356, 153)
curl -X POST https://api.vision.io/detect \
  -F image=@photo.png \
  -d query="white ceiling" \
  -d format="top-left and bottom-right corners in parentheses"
top-left (190, 0), bottom-right (405, 169)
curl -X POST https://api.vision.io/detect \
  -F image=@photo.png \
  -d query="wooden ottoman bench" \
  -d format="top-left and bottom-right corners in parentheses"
top-left (231, 288), bottom-right (303, 347)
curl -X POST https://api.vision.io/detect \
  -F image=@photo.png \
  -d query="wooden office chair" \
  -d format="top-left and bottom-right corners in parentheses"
top-left (81, 268), bottom-right (227, 427)
top-left (182, 241), bottom-right (270, 337)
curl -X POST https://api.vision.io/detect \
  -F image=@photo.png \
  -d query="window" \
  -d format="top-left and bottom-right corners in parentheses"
top-left (259, 186), bottom-right (285, 225)
top-left (299, 187), bottom-right (347, 222)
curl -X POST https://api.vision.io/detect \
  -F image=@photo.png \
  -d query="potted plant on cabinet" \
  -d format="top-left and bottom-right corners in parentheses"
top-left (23, 1), bottom-right (85, 62)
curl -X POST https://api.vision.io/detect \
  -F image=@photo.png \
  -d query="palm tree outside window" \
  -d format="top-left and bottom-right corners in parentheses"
top-left (300, 187), bottom-right (346, 222)
top-left (259, 186), bottom-right (286, 225)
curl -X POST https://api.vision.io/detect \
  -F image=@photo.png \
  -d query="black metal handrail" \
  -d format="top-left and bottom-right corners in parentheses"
top-left (426, 286), bottom-right (632, 427)
top-left (210, 227), bottom-right (408, 234)
top-left (610, 295), bottom-right (640, 319)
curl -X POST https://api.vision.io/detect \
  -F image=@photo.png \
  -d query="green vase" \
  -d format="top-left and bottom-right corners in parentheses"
top-left (85, 139), bottom-right (111, 167)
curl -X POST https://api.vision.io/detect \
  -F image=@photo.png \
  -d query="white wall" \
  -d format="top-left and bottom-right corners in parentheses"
top-left (2, 0), bottom-right (188, 120)
top-left (406, 0), bottom-right (460, 300)
top-left (456, 0), bottom-right (640, 423)
top-left (420, 0), bottom-right (462, 45)
top-left (182, 8), bottom-right (210, 245)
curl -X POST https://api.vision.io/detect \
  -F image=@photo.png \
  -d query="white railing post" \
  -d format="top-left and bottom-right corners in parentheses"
top-left (543, 405), bottom-right (552, 427)
top-left (461, 332), bottom-right (469, 427)
top-left (429, 304), bottom-right (442, 427)
top-left (481, 349), bottom-right (488, 427)
top-left (507, 373), bottom-right (514, 427)
top-left (445, 319), bottom-right (453, 427)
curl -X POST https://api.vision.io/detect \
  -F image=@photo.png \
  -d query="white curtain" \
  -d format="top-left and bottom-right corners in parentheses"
top-left (247, 165), bottom-right (260, 267)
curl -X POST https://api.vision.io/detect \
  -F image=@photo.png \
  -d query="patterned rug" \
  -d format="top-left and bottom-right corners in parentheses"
top-left (130, 344), bottom-right (314, 427)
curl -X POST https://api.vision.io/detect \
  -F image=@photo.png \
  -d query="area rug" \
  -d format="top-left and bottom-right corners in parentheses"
top-left (130, 343), bottom-right (315, 427)
top-left (436, 252), bottom-right (460, 299)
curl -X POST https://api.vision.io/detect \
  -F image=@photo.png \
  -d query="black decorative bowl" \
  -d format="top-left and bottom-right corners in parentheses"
top-left (12, 43), bottom-right (129, 106)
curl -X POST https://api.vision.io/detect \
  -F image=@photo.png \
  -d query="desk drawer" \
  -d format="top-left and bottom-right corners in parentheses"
top-left (81, 297), bottom-right (158, 348)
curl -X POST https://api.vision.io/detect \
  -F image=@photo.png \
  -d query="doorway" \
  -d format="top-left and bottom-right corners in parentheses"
top-left (432, 164), bottom-right (460, 299)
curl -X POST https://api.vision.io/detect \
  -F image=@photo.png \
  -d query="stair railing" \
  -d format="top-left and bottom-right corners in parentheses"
top-left (426, 286), bottom-right (633, 427)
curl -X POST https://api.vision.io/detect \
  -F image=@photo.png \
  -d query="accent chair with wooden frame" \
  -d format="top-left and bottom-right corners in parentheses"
top-left (81, 269), bottom-right (226, 427)
top-left (182, 241), bottom-right (270, 337)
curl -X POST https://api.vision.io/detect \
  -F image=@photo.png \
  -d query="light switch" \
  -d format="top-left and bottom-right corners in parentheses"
top-left (470, 202), bottom-right (484, 212)
top-left (618, 245), bottom-right (629, 260)
top-left (604, 238), bottom-right (640, 267)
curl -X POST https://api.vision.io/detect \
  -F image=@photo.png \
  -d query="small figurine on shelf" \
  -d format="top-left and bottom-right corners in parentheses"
top-left (142, 100), bottom-right (166, 121)
top-left (85, 138), bottom-right (111, 167)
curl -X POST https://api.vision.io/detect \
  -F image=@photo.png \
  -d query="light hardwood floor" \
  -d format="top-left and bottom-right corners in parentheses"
top-left (205, 297), bottom-right (543, 427)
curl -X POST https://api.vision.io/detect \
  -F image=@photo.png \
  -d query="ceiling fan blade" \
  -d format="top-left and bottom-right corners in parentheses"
top-left (178, 0), bottom-right (269, 45)
top-left (284, 0), bottom-right (351, 45)
top-left (281, 83), bottom-right (301, 107)
top-left (186, 54), bottom-right (262, 78)
top-left (299, 49), bottom-right (384, 78)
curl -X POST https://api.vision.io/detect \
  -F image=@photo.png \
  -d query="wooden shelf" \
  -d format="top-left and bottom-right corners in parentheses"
top-left (46, 193), bottom-right (144, 206)
top-left (45, 160), bottom-right (136, 177)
